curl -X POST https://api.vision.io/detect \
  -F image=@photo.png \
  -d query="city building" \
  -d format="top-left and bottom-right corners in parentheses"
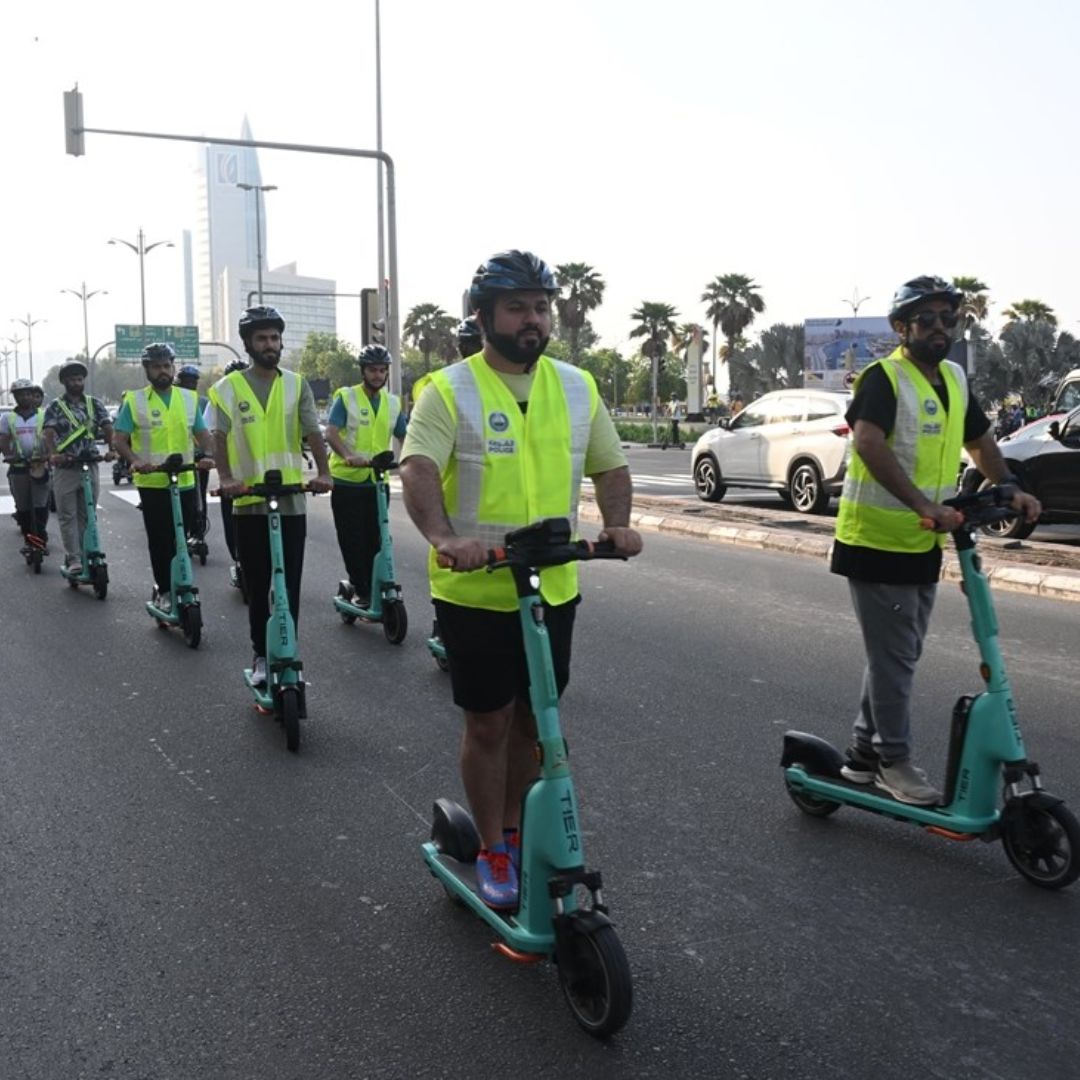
top-left (219, 263), bottom-right (337, 362)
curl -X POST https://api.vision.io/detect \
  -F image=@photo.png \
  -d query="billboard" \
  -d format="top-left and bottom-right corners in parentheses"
top-left (803, 317), bottom-right (899, 391)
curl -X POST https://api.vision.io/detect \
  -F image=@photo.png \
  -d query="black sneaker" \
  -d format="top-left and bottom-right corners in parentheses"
top-left (840, 745), bottom-right (879, 785)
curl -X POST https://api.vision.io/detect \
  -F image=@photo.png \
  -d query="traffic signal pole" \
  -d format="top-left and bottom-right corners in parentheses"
top-left (63, 87), bottom-right (403, 397)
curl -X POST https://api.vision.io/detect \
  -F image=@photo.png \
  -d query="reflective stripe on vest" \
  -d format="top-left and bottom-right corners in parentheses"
top-left (131, 387), bottom-right (198, 489)
top-left (427, 354), bottom-right (598, 611)
top-left (328, 385), bottom-right (400, 483)
top-left (836, 351), bottom-right (968, 553)
top-left (210, 369), bottom-right (303, 507)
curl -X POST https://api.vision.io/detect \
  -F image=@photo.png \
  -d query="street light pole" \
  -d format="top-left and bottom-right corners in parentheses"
top-left (108, 227), bottom-right (174, 344)
top-left (11, 316), bottom-right (45, 382)
top-left (236, 183), bottom-right (277, 304)
top-left (4, 335), bottom-right (22, 381)
top-left (0, 348), bottom-right (11, 398)
top-left (843, 288), bottom-right (871, 316)
top-left (375, 0), bottom-right (387, 331)
top-left (61, 282), bottom-right (108, 395)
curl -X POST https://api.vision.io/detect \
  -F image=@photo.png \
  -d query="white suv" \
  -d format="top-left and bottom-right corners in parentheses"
top-left (691, 389), bottom-right (852, 513)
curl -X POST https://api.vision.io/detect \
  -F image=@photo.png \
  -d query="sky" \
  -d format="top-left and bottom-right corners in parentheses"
top-left (3, 0), bottom-right (1080, 384)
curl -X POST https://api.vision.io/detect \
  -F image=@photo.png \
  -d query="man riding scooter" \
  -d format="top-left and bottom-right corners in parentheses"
top-left (0, 379), bottom-right (52, 556)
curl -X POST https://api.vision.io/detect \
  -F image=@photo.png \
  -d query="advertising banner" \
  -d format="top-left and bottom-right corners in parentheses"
top-left (803, 317), bottom-right (898, 391)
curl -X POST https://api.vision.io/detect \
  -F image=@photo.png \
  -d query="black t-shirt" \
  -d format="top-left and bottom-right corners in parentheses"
top-left (831, 363), bottom-right (991, 585)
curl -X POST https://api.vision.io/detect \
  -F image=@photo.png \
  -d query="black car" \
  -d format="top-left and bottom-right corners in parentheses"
top-left (959, 404), bottom-right (1080, 539)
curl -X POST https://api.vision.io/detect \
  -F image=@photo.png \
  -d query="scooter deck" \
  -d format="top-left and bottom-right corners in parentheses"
top-left (145, 600), bottom-right (181, 625)
top-left (787, 765), bottom-right (999, 831)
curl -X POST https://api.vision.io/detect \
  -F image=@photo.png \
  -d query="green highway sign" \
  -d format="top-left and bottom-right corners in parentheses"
top-left (115, 324), bottom-right (201, 360)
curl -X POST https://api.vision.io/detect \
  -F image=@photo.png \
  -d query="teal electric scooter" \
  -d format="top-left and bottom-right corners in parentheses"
top-left (239, 470), bottom-right (308, 753)
top-left (59, 448), bottom-right (109, 600)
top-left (333, 450), bottom-right (407, 645)
top-left (782, 485), bottom-right (1080, 889)
top-left (425, 620), bottom-right (449, 672)
top-left (145, 453), bottom-right (203, 649)
top-left (424, 517), bottom-right (633, 1038)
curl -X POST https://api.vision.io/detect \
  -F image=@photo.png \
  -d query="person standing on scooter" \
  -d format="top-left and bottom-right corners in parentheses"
top-left (1, 379), bottom-right (52, 554)
top-left (325, 344), bottom-right (407, 608)
top-left (112, 344), bottom-right (216, 611)
top-left (42, 360), bottom-right (114, 576)
top-left (401, 250), bottom-right (643, 910)
top-left (175, 363), bottom-right (212, 530)
top-left (206, 306), bottom-right (333, 686)
top-left (832, 276), bottom-right (1040, 806)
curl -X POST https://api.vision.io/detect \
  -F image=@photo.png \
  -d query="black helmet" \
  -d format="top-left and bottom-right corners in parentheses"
top-left (457, 316), bottom-right (481, 343)
top-left (468, 250), bottom-right (559, 309)
top-left (889, 276), bottom-right (963, 324)
top-left (358, 344), bottom-right (392, 367)
top-left (58, 360), bottom-right (89, 381)
top-left (238, 305), bottom-right (285, 339)
top-left (223, 359), bottom-right (249, 375)
top-left (141, 342), bottom-right (177, 364)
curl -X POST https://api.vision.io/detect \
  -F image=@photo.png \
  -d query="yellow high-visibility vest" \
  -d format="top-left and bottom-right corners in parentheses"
top-left (427, 354), bottom-right (598, 611)
top-left (328, 385), bottom-right (400, 483)
top-left (209, 369), bottom-right (303, 508)
top-left (836, 349), bottom-right (967, 553)
top-left (130, 387), bottom-right (198, 490)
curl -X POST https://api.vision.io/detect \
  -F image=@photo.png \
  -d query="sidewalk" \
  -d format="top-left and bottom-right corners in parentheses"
top-left (579, 495), bottom-right (1080, 604)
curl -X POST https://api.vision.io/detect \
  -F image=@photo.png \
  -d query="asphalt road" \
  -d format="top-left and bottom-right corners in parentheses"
top-left (2, 479), bottom-right (1079, 1079)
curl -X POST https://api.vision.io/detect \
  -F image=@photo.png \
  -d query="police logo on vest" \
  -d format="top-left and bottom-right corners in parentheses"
top-left (488, 411), bottom-right (510, 433)
top-left (487, 438), bottom-right (516, 455)
top-left (924, 398), bottom-right (939, 415)
top-left (238, 400), bottom-right (251, 412)
top-left (151, 409), bottom-right (161, 418)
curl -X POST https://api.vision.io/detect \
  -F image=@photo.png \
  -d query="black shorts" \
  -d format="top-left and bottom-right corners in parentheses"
top-left (433, 596), bottom-right (580, 713)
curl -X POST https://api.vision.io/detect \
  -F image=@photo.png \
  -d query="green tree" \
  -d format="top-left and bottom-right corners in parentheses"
top-left (296, 331), bottom-right (359, 392)
top-left (951, 275), bottom-right (990, 327)
top-left (554, 263), bottom-right (605, 366)
top-left (701, 273), bottom-right (766, 381)
top-left (629, 301), bottom-right (679, 436)
top-left (404, 303), bottom-right (456, 372)
top-left (998, 320), bottom-right (1078, 405)
top-left (1002, 299), bottom-right (1057, 328)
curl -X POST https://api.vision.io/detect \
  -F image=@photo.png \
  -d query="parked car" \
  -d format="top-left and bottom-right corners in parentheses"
top-left (691, 389), bottom-right (852, 513)
top-left (958, 405), bottom-right (1080, 539)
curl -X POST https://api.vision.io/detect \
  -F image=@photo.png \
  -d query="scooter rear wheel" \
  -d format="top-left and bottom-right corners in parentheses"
top-left (784, 774), bottom-right (841, 818)
top-left (280, 689), bottom-right (301, 754)
top-left (557, 923), bottom-right (633, 1039)
top-left (1002, 800), bottom-right (1080, 890)
top-left (91, 564), bottom-right (108, 600)
top-left (382, 599), bottom-right (407, 644)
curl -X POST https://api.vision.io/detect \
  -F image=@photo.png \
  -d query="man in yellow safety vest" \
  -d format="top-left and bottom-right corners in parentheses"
top-left (112, 343), bottom-right (216, 610)
top-left (207, 306), bottom-right (333, 685)
top-left (831, 276), bottom-right (1040, 805)
top-left (325, 344), bottom-right (407, 606)
top-left (400, 250), bottom-right (643, 910)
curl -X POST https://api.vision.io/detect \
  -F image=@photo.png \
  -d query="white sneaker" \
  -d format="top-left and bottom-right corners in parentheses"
top-left (251, 656), bottom-right (268, 686)
top-left (158, 591), bottom-right (172, 612)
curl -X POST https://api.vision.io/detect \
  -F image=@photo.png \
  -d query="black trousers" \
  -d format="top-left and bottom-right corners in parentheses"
top-left (220, 495), bottom-right (238, 560)
top-left (235, 513), bottom-right (307, 656)
top-left (139, 487), bottom-right (197, 594)
top-left (330, 483), bottom-right (382, 596)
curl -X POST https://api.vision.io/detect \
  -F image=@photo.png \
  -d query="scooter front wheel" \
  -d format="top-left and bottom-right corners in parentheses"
top-left (557, 922), bottom-right (633, 1039)
top-left (382, 599), bottom-right (408, 644)
top-left (784, 774), bottom-right (841, 818)
top-left (280, 689), bottom-right (301, 754)
top-left (181, 604), bottom-right (202, 649)
top-left (1002, 800), bottom-right (1080, 890)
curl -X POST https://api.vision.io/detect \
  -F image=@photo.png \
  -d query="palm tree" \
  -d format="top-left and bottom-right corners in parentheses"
top-left (951, 276), bottom-right (990, 327)
top-left (701, 273), bottom-right (766, 378)
top-left (629, 301), bottom-right (679, 441)
top-left (1002, 299), bottom-right (1057, 328)
top-left (403, 302), bottom-right (456, 372)
top-left (554, 263), bottom-right (605, 366)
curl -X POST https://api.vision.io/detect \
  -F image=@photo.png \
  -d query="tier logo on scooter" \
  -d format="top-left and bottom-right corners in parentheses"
top-left (488, 411), bottom-right (510, 433)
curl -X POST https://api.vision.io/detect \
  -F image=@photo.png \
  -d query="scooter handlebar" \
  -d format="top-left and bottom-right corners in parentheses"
top-left (437, 537), bottom-right (625, 571)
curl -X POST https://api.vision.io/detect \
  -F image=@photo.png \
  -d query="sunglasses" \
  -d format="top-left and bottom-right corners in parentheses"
top-left (910, 311), bottom-right (960, 330)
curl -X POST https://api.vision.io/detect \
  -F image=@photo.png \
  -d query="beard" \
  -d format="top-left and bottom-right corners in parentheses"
top-left (485, 327), bottom-right (549, 368)
top-left (907, 336), bottom-right (952, 366)
top-left (249, 347), bottom-right (281, 369)
top-left (151, 374), bottom-right (174, 391)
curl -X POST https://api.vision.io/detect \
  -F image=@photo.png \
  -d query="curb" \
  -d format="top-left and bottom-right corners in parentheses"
top-left (578, 502), bottom-right (1080, 604)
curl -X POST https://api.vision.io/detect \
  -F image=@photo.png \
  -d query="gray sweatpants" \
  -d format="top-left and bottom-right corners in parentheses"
top-left (849, 579), bottom-right (937, 765)
top-left (53, 463), bottom-right (100, 563)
